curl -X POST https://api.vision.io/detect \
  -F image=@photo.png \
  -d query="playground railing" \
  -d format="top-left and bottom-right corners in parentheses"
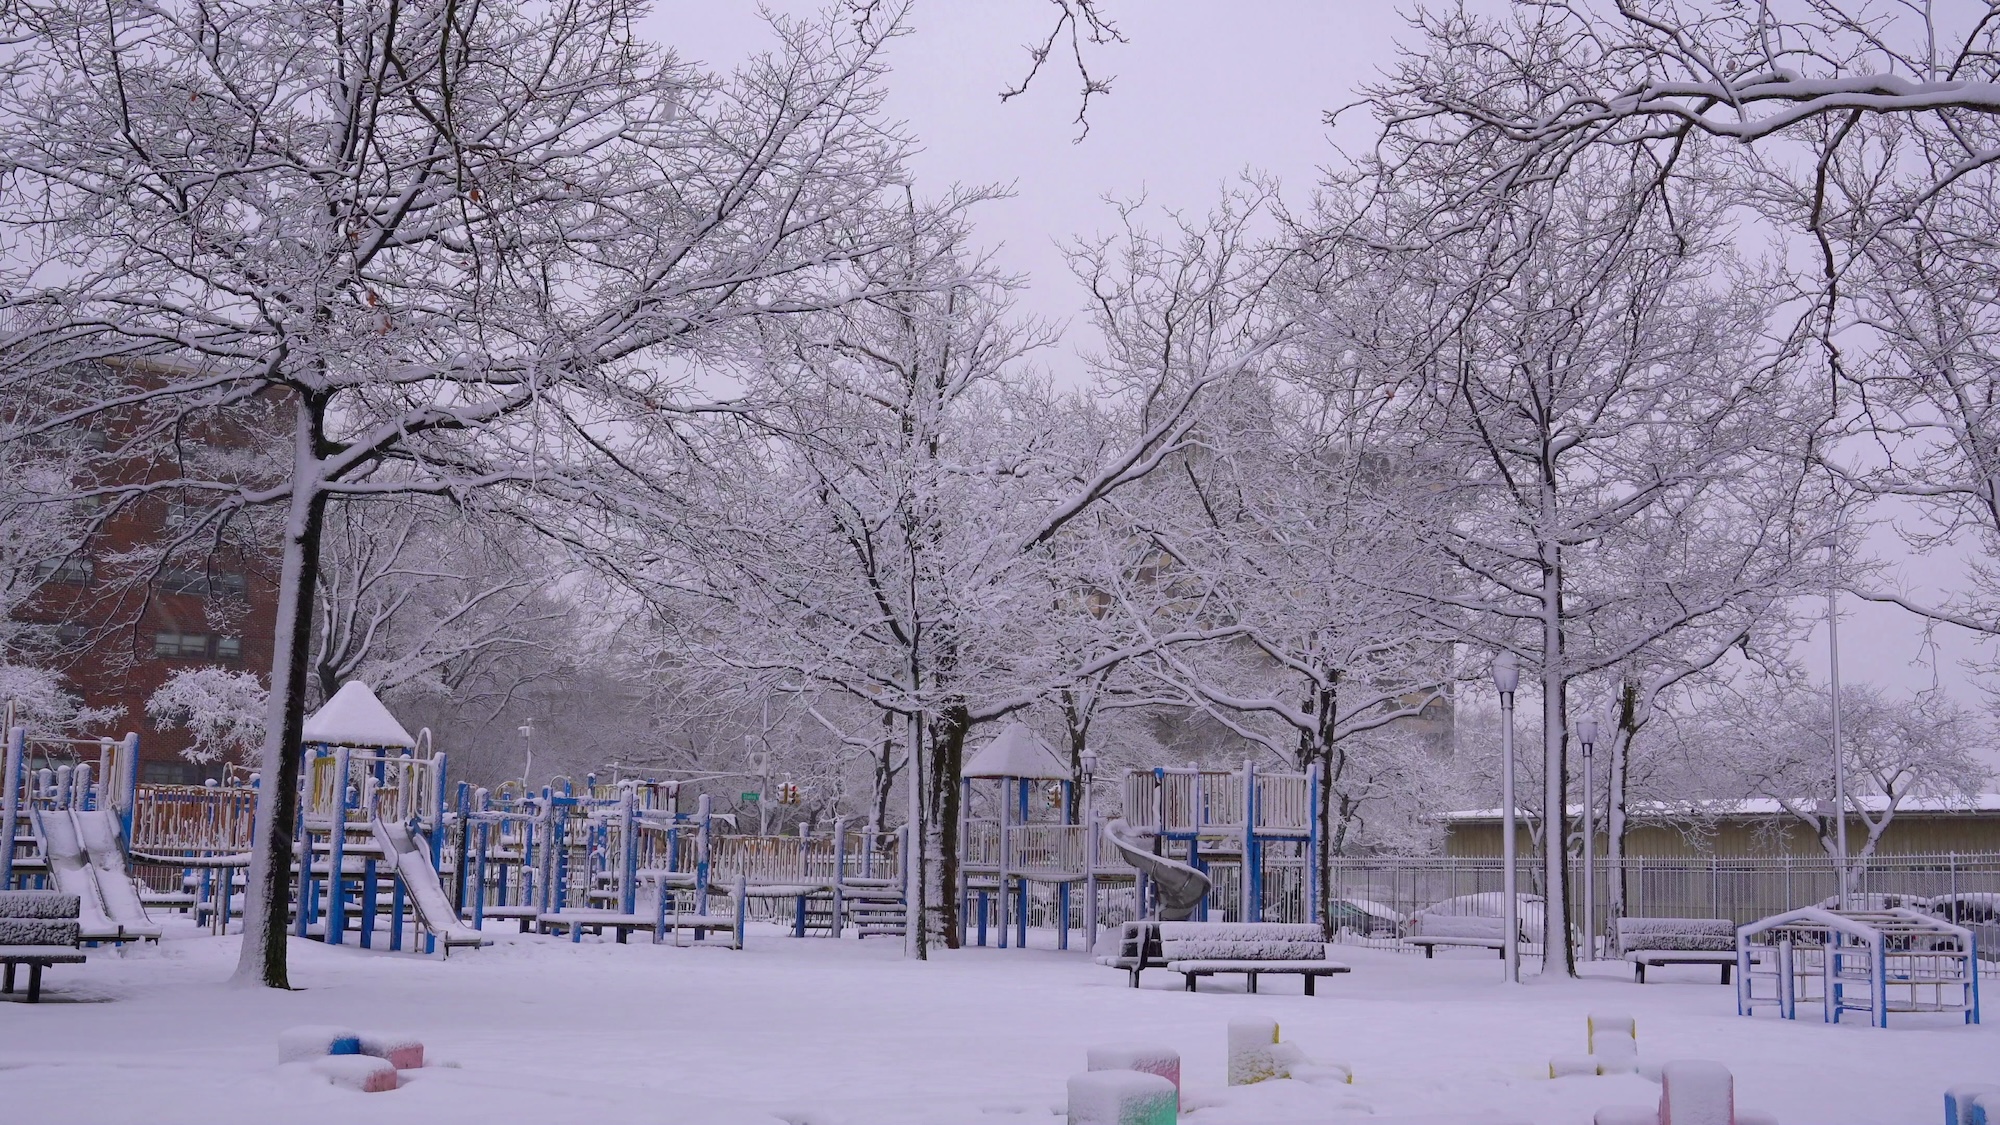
top-left (129, 784), bottom-right (256, 855)
top-left (1255, 773), bottom-right (1311, 834)
top-left (1121, 768), bottom-right (1313, 836)
top-left (1007, 822), bottom-right (1087, 874)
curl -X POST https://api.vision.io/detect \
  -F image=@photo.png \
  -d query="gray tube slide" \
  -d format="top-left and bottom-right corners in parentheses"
top-left (1101, 818), bottom-right (1211, 922)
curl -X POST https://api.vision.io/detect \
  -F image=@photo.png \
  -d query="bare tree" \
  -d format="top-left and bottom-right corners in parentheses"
top-left (1696, 679), bottom-right (1991, 871)
top-left (0, 0), bottom-right (942, 986)
top-left (1306, 147), bottom-right (1831, 973)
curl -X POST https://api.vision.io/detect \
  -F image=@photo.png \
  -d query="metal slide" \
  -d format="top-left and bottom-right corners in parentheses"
top-left (369, 815), bottom-right (487, 951)
top-left (31, 807), bottom-right (159, 941)
top-left (73, 808), bottom-right (161, 940)
top-left (1101, 818), bottom-right (1211, 921)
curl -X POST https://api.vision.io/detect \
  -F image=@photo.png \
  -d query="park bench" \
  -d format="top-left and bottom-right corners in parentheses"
top-left (1616, 917), bottom-right (1738, 983)
top-left (0, 891), bottom-right (86, 1003)
top-left (1098, 921), bottom-right (1350, 994)
top-left (1406, 912), bottom-right (1510, 958)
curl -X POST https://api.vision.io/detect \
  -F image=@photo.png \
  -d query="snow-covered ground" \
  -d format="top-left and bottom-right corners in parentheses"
top-left (1, 919), bottom-right (1988, 1124)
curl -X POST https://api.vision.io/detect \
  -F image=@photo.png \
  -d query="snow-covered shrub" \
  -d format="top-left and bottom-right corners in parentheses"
top-left (0, 663), bottom-right (119, 733)
top-left (147, 667), bottom-right (267, 764)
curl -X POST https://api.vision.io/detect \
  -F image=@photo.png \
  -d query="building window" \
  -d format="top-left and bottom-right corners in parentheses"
top-left (34, 557), bottom-right (94, 585)
top-left (152, 631), bottom-right (238, 660)
top-left (158, 568), bottom-right (245, 598)
top-left (162, 499), bottom-right (204, 528)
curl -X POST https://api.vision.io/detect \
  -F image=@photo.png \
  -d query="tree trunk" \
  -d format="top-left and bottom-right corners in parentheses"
top-left (871, 710), bottom-right (898, 837)
top-left (1607, 678), bottom-right (1637, 921)
top-left (1308, 674), bottom-right (1338, 941)
top-left (233, 395), bottom-right (329, 988)
top-left (1539, 545), bottom-right (1574, 977)
top-left (924, 703), bottom-right (970, 950)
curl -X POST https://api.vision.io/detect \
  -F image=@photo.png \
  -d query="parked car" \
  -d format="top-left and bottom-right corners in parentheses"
top-left (1928, 893), bottom-right (2000, 961)
top-left (1323, 897), bottom-right (1405, 938)
top-left (1416, 892), bottom-right (1547, 943)
top-left (1814, 892), bottom-right (1934, 912)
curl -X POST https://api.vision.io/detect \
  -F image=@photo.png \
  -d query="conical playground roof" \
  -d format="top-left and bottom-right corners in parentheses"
top-left (301, 680), bottom-right (415, 749)
top-left (962, 722), bottom-right (1069, 780)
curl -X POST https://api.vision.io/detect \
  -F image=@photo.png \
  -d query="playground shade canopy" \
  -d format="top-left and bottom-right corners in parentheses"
top-left (301, 681), bottom-right (415, 749)
top-left (963, 722), bottom-right (1069, 780)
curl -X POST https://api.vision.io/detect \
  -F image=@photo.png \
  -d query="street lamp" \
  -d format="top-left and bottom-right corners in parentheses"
top-left (517, 719), bottom-right (535, 786)
top-left (1577, 715), bottom-right (1598, 961)
top-left (1492, 651), bottom-right (1521, 984)
top-left (1079, 746), bottom-right (1100, 953)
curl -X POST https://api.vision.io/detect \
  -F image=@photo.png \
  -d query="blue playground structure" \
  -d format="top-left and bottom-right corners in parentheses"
top-left (1737, 905), bottom-right (1981, 1027)
top-left (0, 713), bottom-right (161, 945)
top-left (957, 722), bottom-right (1323, 950)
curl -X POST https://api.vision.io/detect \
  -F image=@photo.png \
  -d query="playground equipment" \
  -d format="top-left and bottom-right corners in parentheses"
top-left (452, 769), bottom-right (897, 947)
top-left (1, 717), bottom-right (160, 944)
top-left (957, 728), bottom-right (1321, 951)
top-left (31, 803), bottom-right (160, 942)
top-left (1225, 1018), bottom-right (1350, 1087)
top-left (294, 681), bottom-right (484, 955)
top-left (1101, 819), bottom-right (1209, 922)
top-left (1736, 906), bottom-right (1981, 1027)
top-left (1593, 1060), bottom-right (1778, 1125)
top-left (1550, 1012), bottom-right (1638, 1078)
top-left (959, 722), bottom-right (1092, 949)
top-left (278, 1024), bottom-right (429, 1093)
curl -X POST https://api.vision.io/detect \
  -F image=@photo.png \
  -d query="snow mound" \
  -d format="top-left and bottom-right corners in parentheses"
top-left (310, 1054), bottom-right (398, 1093)
top-left (276, 1025), bottom-right (360, 1064)
top-left (358, 1031), bottom-right (424, 1070)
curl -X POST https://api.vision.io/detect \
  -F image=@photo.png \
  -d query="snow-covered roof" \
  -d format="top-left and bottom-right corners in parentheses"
top-left (1443, 793), bottom-right (2000, 822)
top-left (963, 722), bottom-right (1069, 780)
top-left (301, 681), bottom-right (415, 749)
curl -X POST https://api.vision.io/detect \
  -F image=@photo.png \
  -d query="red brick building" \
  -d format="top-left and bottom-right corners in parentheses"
top-left (9, 359), bottom-right (279, 782)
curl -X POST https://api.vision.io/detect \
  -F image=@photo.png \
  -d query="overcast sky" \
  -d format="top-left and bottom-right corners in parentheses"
top-left (652, 2), bottom-right (1997, 727)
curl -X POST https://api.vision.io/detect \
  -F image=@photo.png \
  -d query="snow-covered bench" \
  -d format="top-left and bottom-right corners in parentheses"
top-left (1098, 922), bottom-right (1349, 994)
top-left (0, 891), bottom-right (87, 1004)
top-left (1615, 917), bottom-right (1737, 983)
top-left (1406, 913), bottom-right (1509, 958)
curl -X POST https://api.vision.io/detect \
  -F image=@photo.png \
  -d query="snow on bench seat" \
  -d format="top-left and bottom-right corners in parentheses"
top-left (1615, 918), bottom-right (1737, 983)
top-left (1104, 921), bottom-right (1345, 992)
top-left (0, 892), bottom-right (85, 1003)
top-left (1407, 914), bottom-right (1509, 957)
top-left (1155, 923), bottom-right (1342, 994)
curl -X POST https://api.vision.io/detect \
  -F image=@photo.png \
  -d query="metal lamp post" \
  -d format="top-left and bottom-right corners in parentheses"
top-left (1079, 747), bottom-right (1099, 954)
top-left (1577, 715), bottom-right (1598, 961)
top-left (517, 719), bottom-right (535, 787)
top-left (1492, 651), bottom-right (1521, 983)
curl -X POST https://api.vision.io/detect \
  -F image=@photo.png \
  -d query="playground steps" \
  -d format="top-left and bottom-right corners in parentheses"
top-left (845, 891), bottom-right (907, 938)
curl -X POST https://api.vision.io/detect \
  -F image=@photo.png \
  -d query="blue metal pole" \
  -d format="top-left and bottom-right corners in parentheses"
top-left (360, 856), bottom-right (377, 948)
top-left (1, 726), bottom-right (23, 890)
top-left (621, 792), bottom-right (639, 916)
top-left (326, 747), bottom-right (351, 945)
top-left (1016, 778), bottom-right (1029, 948)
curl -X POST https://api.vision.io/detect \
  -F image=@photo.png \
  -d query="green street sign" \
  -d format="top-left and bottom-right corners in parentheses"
top-left (741, 792), bottom-right (759, 802)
